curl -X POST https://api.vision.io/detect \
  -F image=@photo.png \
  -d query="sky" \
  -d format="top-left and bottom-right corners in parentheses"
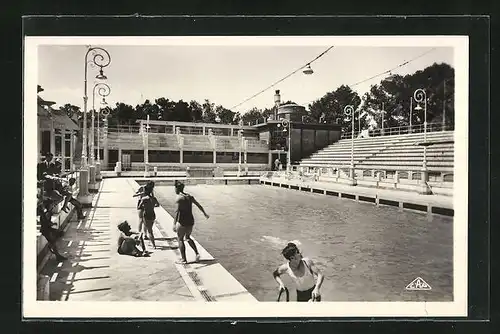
top-left (37, 42), bottom-right (454, 113)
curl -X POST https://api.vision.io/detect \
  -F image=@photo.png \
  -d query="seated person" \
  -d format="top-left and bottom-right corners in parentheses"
top-left (117, 221), bottom-right (149, 257)
top-left (58, 178), bottom-right (85, 220)
top-left (37, 201), bottom-right (67, 262)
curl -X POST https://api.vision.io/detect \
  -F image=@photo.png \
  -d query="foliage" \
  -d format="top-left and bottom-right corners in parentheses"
top-left (57, 62), bottom-right (454, 130)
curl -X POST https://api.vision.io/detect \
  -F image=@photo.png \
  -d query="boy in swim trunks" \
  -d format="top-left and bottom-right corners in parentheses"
top-left (116, 221), bottom-right (149, 257)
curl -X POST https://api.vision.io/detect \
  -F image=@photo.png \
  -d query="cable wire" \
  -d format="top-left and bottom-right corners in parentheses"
top-left (230, 46), bottom-right (335, 110)
top-left (348, 48), bottom-right (437, 88)
top-left (232, 47), bottom-right (437, 111)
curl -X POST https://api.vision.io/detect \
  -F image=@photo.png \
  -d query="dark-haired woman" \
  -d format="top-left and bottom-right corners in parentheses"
top-left (272, 243), bottom-right (324, 302)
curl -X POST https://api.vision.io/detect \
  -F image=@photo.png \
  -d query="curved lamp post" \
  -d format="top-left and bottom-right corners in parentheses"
top-left (93, 83), bottom-right (110, 181)
top-left (344, 105), bottom-right (357, 186)
top-left (82, 46), bottom-right (111, 167)
top-left (92, 83), bottom-right (111, 163)
top-left (101, 106), bottom-right (110, 173)
top-left (278, 118), bottom-right (291, 172)
top-left (79, 46), bottom-right (111, 203)
top-left (413, 89), bottom-right (427, 169)
top-left (413, 88), bottom-right (430, 194)
top-left (141, 115), bottom-right (150, 177)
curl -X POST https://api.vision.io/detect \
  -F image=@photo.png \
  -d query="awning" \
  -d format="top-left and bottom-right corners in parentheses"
top-left (38, 112), bottom-right (80, 131)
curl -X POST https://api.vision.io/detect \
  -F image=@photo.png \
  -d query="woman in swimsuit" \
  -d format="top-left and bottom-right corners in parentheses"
top-left (273, 242), bottom-right (324, 302)
top-left (173, 181), bottom-right (209, 264)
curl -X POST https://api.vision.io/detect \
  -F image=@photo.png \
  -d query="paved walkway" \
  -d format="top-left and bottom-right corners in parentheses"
top-left (40, 178), bottom-right (256, 302)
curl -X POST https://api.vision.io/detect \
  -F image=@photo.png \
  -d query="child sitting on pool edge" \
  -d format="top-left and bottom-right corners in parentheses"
top-left (117, 221), bottom-right (149, 257)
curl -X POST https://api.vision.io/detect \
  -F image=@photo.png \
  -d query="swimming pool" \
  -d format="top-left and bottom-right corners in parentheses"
top-left (154, 184), bottom-right (453, 302)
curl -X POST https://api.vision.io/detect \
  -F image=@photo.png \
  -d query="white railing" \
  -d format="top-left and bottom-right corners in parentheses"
top-left (279, 166), bottom-right (453, 183)
top-left (341, 122), bottom-right (454, 139)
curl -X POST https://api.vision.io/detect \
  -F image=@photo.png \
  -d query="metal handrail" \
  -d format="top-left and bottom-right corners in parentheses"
top-left (341, 122), bottom-right (454, 139)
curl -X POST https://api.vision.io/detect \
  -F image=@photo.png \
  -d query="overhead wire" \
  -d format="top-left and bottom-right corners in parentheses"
top-left (230, 46), bottom-right (335, 110)
top-left (231, 46), bottom-right (437, 111)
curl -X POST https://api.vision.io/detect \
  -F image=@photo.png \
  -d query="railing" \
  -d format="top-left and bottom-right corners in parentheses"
top-left (341, 122), bottom-right (454, 139)
top-left (266, 166), bottom-right (453, 184)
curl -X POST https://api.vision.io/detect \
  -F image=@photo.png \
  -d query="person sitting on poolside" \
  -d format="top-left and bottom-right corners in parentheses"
top-left (116, 221), bottom-right (149, 257)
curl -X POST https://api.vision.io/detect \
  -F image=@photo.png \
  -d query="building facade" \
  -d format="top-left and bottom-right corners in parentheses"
top-left (37, 85), bottom-right (79, 171)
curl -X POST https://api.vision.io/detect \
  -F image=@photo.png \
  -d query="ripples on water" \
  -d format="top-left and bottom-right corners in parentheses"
top-left (155, 184), bottom-right (453, 302)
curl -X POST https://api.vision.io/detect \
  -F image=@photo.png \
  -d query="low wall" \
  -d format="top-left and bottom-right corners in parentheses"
top-left (36, 200), bottom-right (76, 270)
top-left (260, 177), bottom-right (453, 217)
top-left (136, 176), bottom-right (261, 186)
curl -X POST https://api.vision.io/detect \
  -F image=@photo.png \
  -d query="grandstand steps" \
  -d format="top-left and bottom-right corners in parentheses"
top-left (298, 131), bottom-right (455, 174)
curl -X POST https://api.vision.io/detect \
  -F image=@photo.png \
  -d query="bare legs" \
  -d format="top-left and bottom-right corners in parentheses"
top-left (176, 223), bottom-right (199, 263)
top-left (144, 219), bottom-right (156, 249)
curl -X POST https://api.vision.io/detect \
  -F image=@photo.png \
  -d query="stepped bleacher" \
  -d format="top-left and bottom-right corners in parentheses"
top-left (182, 134), bottom-right (212, 151)
top-left (299, 131), bottom-right (454, 176)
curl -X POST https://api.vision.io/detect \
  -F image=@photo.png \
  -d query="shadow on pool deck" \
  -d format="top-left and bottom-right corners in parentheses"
top-left (40, 184), bottom-right (196, 302)
top-left (39, 178), bottom-right (259, 303)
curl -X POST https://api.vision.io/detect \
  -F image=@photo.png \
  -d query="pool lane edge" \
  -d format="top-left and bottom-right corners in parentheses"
top-left (260, 177), bottom-right (454, 217)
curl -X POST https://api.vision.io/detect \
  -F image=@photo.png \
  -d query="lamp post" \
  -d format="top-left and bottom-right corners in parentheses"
top-left (344, 105), bottom-right (357, 186)
top-left (279, 118), bottom-right (291, 172)
top-left (92, 83), bottom-right (110, 181)
top-left (413, 88), bottom-right (431, 194)
top-left (79, 46), bottom-right (111, 204)
top-left (381, 102), bottom-right (385, 136)
top-left (237, 129), bottom-right (243, 176)
top-left (101, 107), bottom-right (110, 172)
top-left (409, 96), bottom-right (413, 133)
top-left (141, 115), bottom-right (150, 177)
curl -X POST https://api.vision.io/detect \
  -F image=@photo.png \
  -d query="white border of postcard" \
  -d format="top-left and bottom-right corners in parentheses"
top-left (23, 35), bottom-right (468, 318)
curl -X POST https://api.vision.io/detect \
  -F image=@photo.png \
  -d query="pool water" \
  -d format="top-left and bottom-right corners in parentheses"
top-left (155, 184), bottom-right (453, 302)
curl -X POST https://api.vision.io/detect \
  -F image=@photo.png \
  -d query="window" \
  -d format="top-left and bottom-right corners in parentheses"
top-left (41, 131), bottom-right (51, 154)
top-left (55, 135), bottom-right (62, 155)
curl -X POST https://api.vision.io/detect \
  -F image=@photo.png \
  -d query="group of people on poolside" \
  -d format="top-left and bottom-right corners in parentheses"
top-left (117, 180), bottom-right (324, 302)
top-left (117, 180), bottom-right (209, 265)
top-left (37, 152), bottom-right (85, 262)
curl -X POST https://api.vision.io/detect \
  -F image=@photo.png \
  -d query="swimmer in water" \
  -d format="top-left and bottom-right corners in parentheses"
top-left (173, 181), bottom-right (209, 264)
top-left (272, 242), bottom-right (324, 302)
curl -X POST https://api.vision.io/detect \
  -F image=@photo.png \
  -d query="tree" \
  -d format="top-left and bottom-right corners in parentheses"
top-left (111, 102), bottom-right (136, 126)
top-left (189, 100), bottom-right (203, 122)
top-left (215, 105), bottom-right (237, 124)
top-left (155, 97), bottom-right (176, 121)
top-left (359, 62), bottom-right (455, 130)
top-left (59, 103), bottom-right (80, 120)
top-left (308, 85), bottom-right (361, 132)
top-left (241, 107), bottom-right (263, 125)
top-left (202, 99), bottom-right (217, 123)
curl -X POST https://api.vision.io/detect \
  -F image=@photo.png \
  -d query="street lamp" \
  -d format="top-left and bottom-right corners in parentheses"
top-left (92, 82), bottom-right (110, 181)
top-left (237, 129), bottom-right (243, 176)
top-left (79, 46), bottom-right (111, 205)
top-left (413, 88), bottom-right (429, 191)
top-left (278, 118), bottom-right (291, 172)
top-left (82, 46), bottom-right (111, 168)
top-left (141, 115), bottom-right (150, 177)
top-left (101, 107), bottom-right (110, 171)
top-left (344, 105), bottom-right (357, 186)
top-left (302, 63), bottom-right (314, 75)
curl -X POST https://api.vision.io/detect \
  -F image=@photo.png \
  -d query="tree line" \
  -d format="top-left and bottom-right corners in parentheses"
top-left (58, 62), bottom-right (454, 132)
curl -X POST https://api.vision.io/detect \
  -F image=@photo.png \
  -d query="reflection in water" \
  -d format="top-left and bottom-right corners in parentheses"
top-left (155, 185), bottom-right (453, 302)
